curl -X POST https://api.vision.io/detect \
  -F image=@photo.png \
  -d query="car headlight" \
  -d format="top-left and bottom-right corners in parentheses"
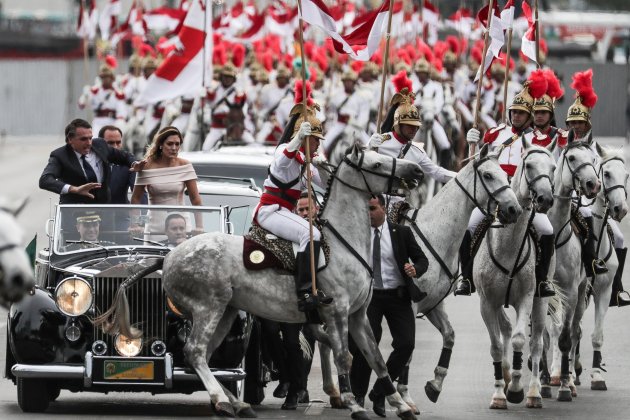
top-left (55, 277), bottom-right (93, 316)
top-left (115, 334), bottom-right (143, 357)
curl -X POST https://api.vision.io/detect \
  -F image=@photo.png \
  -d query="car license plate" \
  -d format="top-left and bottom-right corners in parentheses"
top-left (104, 360), bottom-right (155, 380)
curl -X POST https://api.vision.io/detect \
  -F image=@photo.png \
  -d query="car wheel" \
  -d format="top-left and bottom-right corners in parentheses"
top-left (17, 377), bottom-right (49, 412)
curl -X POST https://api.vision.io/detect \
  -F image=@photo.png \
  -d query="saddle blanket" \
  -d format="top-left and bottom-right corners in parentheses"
top-left (243, 225), bottom-right (329, 273)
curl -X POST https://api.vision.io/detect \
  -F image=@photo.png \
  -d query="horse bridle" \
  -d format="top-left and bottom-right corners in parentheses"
top-left (519, 149), bottom-right (555, 208)
top-left (339, 149), bottom-right (408, 197)
top-left (454, 156), bottom-right (511, 216)
top-left (558, 142), bottom-right (597, 198)
top-left (597, 157), bottom-right (628, 203)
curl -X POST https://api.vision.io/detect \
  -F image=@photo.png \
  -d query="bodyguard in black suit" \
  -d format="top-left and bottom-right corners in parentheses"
top-left (350, 194), bottom-right (428, 417)
top-left (39, 119), bottom-right (143, 204)
top-left (99, 125), bottom-right (138, 204)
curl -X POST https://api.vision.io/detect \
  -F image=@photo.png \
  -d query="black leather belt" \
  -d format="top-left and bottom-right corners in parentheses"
top-left (263, 188), bottom-right (298, 207)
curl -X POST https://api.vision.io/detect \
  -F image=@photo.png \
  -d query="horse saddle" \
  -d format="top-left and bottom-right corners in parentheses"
top-left (570, 204), bottom-right (614, 247)
top-left (243, 225), bottom-right (330, 273)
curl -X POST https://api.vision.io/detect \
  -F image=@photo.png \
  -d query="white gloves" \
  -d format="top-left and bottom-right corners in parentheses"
top-left (288, 122), bottom-right (311, 152)
top-left (466, 128), bottom-right (481, 144)
top-left (312, 145), bottom-right (328, 165)
top-left (368, 133), bottom-right (384, 150)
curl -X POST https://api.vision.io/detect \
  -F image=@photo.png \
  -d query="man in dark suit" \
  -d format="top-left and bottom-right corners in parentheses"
top-left (98, 125), bottom-right (137, 204)
top-left (350, 194), bottom-right (428, 417)
top-left (39, 119), bottom-right (144, 204)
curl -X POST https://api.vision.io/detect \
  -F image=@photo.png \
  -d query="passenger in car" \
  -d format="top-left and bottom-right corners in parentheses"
top-left (163, 213), bottom-right (188, 248)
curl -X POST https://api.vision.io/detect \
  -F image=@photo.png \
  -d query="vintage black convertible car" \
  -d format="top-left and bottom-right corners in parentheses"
top-left (4, 204), bottom-right (265, 412)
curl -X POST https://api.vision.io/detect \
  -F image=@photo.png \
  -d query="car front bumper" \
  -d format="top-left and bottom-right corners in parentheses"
top-left (11, 352), bottom-right (245, 388)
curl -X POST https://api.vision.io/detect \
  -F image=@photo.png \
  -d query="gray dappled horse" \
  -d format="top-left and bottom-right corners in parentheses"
top-left (391, 144), bottom-right (523, 412)
top-left (0, 198), bottom-right (35, 308)
top-left (96, 145), bottom-right (424, 419)
top-left (474, 140), bottom-right (557, 410)
top-left (544, 141), bottom-right (601, 401)
top-left (561, 144), bottom-right (628, 394)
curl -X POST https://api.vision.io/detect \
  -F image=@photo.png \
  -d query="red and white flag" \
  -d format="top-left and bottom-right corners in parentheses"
top-left (445, 7), bottom-right (474, 37)
top-left (135, 0), bottom-right (212, 106)
top-left (77, 0), bottom-right (98, 40)
top-left (300, 0), bottom-right (389, 61)
top-left (475, 3), bottom-right (504, 81)
top-left (422, 0), bottom-right (440, 27)
top-left (520, 1), bottom-right (538, 63)
top-left (98, 0), bottom-right (121, 41)
top-left (144, 7), bottom-right (186, 34)
top-left (501, 0), bottom-right (515, 29)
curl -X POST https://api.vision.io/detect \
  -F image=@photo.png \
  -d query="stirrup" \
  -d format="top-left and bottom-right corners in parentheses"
top-left (612, 291), bottom-right (630, 307)
top-left (454, 278), bottom-right (472, 296)
top-left (535, 280), bottom-right (556, 298)
top-left (592, 259), bottom-right (609, 275)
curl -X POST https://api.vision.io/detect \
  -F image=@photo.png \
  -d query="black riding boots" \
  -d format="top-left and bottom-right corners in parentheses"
top-left (535, 234), bottom-right (556, 298)
top-left (295, 241), bottom-right (333, 312)
top-left (610, 247), bottom-right (630, 307)
top-left (454, 231), bottom-right (475, 296)
top-left (582, 216), bottom-right (608, 277)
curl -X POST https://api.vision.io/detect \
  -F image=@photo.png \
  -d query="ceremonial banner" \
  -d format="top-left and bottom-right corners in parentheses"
top-left (135, 0), bottom-right (212, 106)
top-left (300, 0), bottom-right (390, 61)
top-left (98, 0), bottom-right (121, 41)
top-left (143, 7), bottom-right (186, 34)
top-left (445, 7), bottom-right (474, 38)
top-left (475, 3), bottom-right (504, 81)
top-left (77, 0), bottom-right (98, 40)
top-left (520, 1), bottom-right (537, 63)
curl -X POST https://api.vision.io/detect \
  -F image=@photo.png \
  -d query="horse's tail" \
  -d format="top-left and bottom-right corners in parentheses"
top-left (92, 259), bottom-right (164, 339)
top-left (547, 278), bottom-right (568, 327)
top-left (299, 331), bottom-right (313, 362)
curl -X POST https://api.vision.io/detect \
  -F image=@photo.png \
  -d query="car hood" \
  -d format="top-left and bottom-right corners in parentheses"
top-left (54, 254), bottom-right (164, 279)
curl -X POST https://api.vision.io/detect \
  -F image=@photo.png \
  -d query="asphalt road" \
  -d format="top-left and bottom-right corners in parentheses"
top-left (1, 136), bottom-right (630, 419)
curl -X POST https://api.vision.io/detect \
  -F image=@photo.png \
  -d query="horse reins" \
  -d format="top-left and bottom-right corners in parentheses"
top-left (454, 156), bottom-right (511, 217)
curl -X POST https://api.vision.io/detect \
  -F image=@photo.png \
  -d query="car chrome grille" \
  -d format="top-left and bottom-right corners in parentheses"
top-left (93, 276), bottom-right (166, 357)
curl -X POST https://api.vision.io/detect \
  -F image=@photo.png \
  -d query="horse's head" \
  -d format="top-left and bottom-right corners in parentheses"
top-left (471, 144), bottom-right (522, 224)
top-left (558, 141), bottom-right (601, 198)
top-left (0, 199), bottom-right (35, 308)
top-left (342, 144), bottom-right (424, 195)
top-left (596, 144), bottom-right (628, 222)
top-left (517, 138), bottom-right (556, 213)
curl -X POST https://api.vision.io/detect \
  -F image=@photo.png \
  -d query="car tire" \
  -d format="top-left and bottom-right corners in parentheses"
top-left (17, 377), bottom-right (50, 412)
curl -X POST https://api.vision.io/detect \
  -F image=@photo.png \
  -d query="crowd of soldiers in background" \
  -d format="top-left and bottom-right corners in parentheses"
top-left (77, 34), bottom-right (547, 168)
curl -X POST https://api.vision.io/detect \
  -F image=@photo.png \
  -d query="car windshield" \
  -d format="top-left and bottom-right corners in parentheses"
top-left (192, 162), bottom-right (268, 188)
top-left (54, 205), bottom-right (224, 254)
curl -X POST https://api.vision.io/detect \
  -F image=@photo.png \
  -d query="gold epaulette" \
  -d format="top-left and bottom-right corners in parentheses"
top-left (382, 133), bottom-right (392, 141)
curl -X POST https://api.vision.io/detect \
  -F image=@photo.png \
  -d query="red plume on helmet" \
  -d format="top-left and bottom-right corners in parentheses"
top-left (543, 69), bottom-right (564, 100)
top-left (294, 79), bottom-right (314, 106)
top-left (527, 69), bottom-right (548, 99)
top-left (105, 55), bottom-right (118, 69)
top-left (260, 51), bottom-right (273, 72)
top-left (571, 69), bottom-right (597, 108)
top-left (391, 70), bottom-right (413, 93)
top-left (446, 35), bottom-right (460, 55)
top-left (232, 43), bottom-right (246, 68)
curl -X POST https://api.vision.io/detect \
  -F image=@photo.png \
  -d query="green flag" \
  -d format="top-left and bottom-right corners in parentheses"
top-left (25, 234), bottom-right (36, 268)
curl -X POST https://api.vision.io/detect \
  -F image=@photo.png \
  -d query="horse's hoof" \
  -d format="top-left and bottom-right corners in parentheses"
top-left (575, 361), bottom-right (583, 377)
top-left (526, 396), bottom-right (543, 408)
top-left (574, 376), bottom-right (581, 386)
top-left (407, 403), bottom-right (420, 415)
top-left (591, 380), bottom-right (607, 391)
top-left (550, 376), bottom-right (561, 386)
top-left (397, 410), bottom-right (417, 420)
top-left (570, 384), bottom-right (578, 397)
top-left (557, 389), bottom-right (573, 402)
top-left (214, 402), bottom-right (236, 417)
top-left (424, 381), bottom-right (440, 403)
top-left (506, 389), bottom-right (524, 404)
top-left (329, 396), bottom-right (345, 409)
top-left (236, 406), bottom-right (258, 418)
top-left (540, 385), bottom-right (552, 399)
top-left (351, 410), bottom-right (371, 420)
top-left (490, 398), bottom-right (507, 409)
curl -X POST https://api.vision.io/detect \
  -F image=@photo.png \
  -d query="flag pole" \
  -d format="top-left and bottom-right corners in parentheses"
top-left (502, 25), bottom-right (513, 123)
top-left (376, 0), bottom-right (395, 135)
top-left (534, 0), bottom-right (541, 68)
top-left (471, 0), bottom-right (495, 157)
top-left (80, 0), bottom-right (91, 120)
top-left (297, 0), bottom-right (318, 297)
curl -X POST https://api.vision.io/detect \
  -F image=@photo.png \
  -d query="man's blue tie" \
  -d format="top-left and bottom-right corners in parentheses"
top-left (81, 155), bottom-right (98, 183)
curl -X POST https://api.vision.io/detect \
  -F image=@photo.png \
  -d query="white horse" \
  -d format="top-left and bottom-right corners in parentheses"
top-left (570, 144), bottom-right (628, 392)
top-left (545, 141), bottom-right (602, 401)
top-left (96, 145), bottom-right (424, 420)
top-left (0, 198), bottom-right (35, 308)
top-left (474, 140), bottom-right (557, 410)
top-left (392, 145), bottom-right (523, 412)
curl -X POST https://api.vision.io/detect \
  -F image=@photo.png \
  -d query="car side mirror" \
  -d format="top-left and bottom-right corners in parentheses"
top-left (226, 221), bottom-right (234, 235)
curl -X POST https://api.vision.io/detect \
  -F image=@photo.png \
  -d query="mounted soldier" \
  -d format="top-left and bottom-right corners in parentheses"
top-left (256, 65), bottom-right (293, 146)
top-left (565, 69), bottom-right (629, 306)
top-left (254, 81), bottom-right (332, 312)
top-left (455, 70), bottom-right (556, 298)
top-left (368, 71), bottom-right (455, 184)
top-left (532, 69), bottom-right (568, 155)
top-left (78, 64), bottom-right (127, 137)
